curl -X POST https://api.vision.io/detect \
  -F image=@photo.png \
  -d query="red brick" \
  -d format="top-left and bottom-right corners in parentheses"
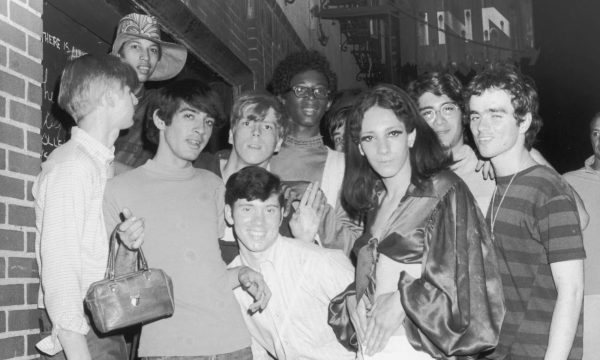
top-left (27, 333), bottom-right (41, 355)
top-left (8, 257), bottom-right (38, 278)
top-left (26, 231), bottom-right (35, 252)
top-left (27, 34), bottom-right (42, 59)
top-left (0, 148), bottom-right (5, 169)
top-left (26, 282), bottom-right (37, 304)
top-left (9, 100), bottom-right (41, 127)
top-left (29, 0), bottom-right (43, 14)
top-left (0, 121), bottom-right (24, 148)
top-left (27, 82), bottom-right (41, 104)
top-left (0, 19), bottom-right (27, 50)
top-left (10, 1), bottom-right (42, 35)
top-left (0, 96), bottom-right (5, 116)
top-left (0, 336), bottom-right (24, 358)
top-left (8, 309), bottom-right (38, 331)
top-left (0, 228), bottom-right (24, 250)
top-left (8, 150), bottom-right (41, 176)
top-left (0, 70), bottom-right (26, 98)
top-left (0, 44), bottom-right (6, 66)
top-left (0, 311), bottom-right (5, 332)
top-left (8, 204), bottom-right (36, 227)
top-left (26, 180), bottom-right (34, 201)
top-left (0, 284), bottom-right (24, 306)
top-left (9, 50), bottom-right (42, 82)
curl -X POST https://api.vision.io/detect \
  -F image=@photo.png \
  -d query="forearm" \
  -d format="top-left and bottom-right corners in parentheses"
top-left (544, 289), bottom-right (583, 360)
top-left (545, 259), bottom-right (584, 360)
top-left (115, 244), bottom-right (138, 275)
top-left (41, 228), bottom-right (89, 336)
top-left (57, 329), bottom-right (91, 360)
top-left (227, 266), bottom-right (243, 289)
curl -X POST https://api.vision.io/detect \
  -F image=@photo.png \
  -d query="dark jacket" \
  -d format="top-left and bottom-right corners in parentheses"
top-left (328, 170), bottom-right (505, 359)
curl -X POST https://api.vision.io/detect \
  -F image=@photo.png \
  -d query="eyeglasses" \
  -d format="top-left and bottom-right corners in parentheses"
top-left (420, 103), bottom-right (460, 122)
top-left (288, 85), bottom-right (330, 99)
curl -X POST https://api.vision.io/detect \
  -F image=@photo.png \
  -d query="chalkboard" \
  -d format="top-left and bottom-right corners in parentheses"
top-left (41, 2), bottom-right (111, 160)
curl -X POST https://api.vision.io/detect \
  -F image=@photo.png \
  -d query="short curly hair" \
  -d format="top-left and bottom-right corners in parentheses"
top-left (270, 49), bottom-right (337, 96)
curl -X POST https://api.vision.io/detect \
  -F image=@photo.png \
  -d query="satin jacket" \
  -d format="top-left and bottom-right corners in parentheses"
top-left (329, 170), bottom-right (505, 359)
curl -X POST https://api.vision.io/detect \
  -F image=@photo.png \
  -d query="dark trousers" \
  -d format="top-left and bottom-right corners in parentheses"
top-left (38, 309), bottom-right (128, 360)
top-left (142, 346), bottom-right (253, 360)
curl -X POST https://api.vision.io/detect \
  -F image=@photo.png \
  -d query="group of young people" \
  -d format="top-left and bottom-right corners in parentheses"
top-left (32, 11), bottom-right (596, 360)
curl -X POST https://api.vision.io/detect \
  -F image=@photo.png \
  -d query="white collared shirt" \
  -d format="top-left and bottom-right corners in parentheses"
top-left (230, 236), bottom-right (355, 360)
top-left (33, 127), bottom-right (114, 355)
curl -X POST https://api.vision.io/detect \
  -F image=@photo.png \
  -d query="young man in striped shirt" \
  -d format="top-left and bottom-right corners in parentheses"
top-left (467, 65), bottom-right (585, 360)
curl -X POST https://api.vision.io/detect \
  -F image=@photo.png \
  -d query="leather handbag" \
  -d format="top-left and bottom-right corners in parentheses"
top-left (85, 228), bottom-right (175, 333)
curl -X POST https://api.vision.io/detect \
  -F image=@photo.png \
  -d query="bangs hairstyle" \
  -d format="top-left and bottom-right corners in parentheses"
top-left (58, 54), bottom-right (138, 122)
top-left (230, 91), bottom-right (288, 138)
top-left (342, 84), bottom-right (452, 219)
top-left (407, 72), bottom-right (465, 123)
top-left (326, 105), bottom-right (351, 139)
top-left (225, 166), bottom-right (285, 207)
top-left (465, 63), bottom-right (542, 150)
top-left (146, 79), bottom-right (225, 145)
top-left (270, 49), bottom-right (337, 96)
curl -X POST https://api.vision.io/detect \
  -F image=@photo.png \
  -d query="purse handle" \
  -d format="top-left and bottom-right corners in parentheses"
top-left (105, 226), bottom-right (149, 280)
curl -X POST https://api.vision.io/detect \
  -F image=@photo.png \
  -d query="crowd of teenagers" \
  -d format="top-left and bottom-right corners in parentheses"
top-left (33, 13), bottom-right (600, 360)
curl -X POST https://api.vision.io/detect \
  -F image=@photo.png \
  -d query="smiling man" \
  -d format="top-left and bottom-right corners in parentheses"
top-left (467, 65), bottom-right (585, 360)
top-left (408, 72), bottom-right (496, 213)
top-left (104, 79), bottom-right (270, 359)
top-left (225, 166), bottom-right (355, 360)
top-left (268, 49), bottom-right (361, 255)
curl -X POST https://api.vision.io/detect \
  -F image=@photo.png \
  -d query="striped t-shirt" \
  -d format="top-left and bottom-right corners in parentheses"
top-left (488, 165), bottom-right (585, 360)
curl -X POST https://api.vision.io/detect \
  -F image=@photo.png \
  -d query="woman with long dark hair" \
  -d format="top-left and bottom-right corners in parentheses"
top-left (329, 84), bottom-right (504, 359)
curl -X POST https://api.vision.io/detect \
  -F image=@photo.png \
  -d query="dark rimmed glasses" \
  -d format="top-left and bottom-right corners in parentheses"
top-left (288, 85), bottom-right (330, 99)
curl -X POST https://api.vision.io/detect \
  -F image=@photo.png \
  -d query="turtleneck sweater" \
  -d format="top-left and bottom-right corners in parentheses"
top-left (103, 159), bottom-right (250, 356)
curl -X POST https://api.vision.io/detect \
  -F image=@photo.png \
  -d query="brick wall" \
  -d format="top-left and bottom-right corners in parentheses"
top-left (0, 0), bottom-right (43, 358)
top-left (180, 0), bottom-right (305, 90)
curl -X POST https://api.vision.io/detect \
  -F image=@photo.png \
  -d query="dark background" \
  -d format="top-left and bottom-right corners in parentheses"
top-left (529, 0), bottom-right (600, 173)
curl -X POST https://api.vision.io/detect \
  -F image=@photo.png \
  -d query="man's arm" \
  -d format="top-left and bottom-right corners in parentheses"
top-left (570, 188), bottom-right (589, 230)
top-left (57, 331), bottom-right (91, 360)
top-left (103, 185), bottom-right (139, 275)
top-left (545, 259), bottom-right (584, 360)
top-left (227, 266), bottom-right (271, 313)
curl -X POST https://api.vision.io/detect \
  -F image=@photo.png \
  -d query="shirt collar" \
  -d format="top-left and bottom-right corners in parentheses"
top-left (70, 127), bottom-right (114, 167)
top-left (584, 155), bottom-right (600, 173)
top-left (239, 235), bottom-right (281, 271)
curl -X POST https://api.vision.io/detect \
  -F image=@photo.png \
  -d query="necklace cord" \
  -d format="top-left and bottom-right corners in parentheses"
top-left (490, 171), bottom-right (519, 235)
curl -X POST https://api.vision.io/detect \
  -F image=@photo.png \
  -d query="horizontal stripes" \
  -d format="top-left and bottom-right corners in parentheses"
top-left (488, 166), bottom-right (584, 359)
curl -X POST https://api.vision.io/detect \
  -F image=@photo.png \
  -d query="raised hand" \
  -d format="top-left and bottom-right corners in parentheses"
top-left (289, 181), bottom-right (326, 242)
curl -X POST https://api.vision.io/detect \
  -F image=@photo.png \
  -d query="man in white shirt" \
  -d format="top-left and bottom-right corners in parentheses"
top-left (563, 113), bottom-right (600, 360)
top-left (224, 166), bottom-right (356, 360)
top-left (33, 54), bottom-right (144, 360)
